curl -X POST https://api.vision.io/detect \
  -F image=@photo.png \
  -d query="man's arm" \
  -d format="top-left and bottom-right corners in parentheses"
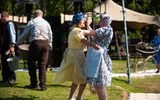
top-left (16, 24), bottom-right (31, 45)
top-left (7, 22), bottom-right (16, 45)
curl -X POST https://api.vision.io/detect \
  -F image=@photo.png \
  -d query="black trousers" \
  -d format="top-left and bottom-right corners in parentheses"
top-left (27, 40), bottom-right (49, 88)
top-left (1, 44), bottom-right (16, 81)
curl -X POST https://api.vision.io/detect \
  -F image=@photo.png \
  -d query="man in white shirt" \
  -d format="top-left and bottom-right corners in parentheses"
top-left (17, 9), bottom-right (53, 91)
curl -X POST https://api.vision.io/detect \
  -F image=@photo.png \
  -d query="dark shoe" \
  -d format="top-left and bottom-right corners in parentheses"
top-left (40, 87), bottom-right (47, 91)
top-left (155, 70), bottom-right (159, 73)
top-left (25, 84), bottom-right (38, 89)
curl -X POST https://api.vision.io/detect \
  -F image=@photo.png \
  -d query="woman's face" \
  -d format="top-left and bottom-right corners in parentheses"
top-left (157, 29), bottom-right (160, 36)
top-left (77, 18), bottom-right (85, 28)
top-left (98, 18), bottom-right (106, 27)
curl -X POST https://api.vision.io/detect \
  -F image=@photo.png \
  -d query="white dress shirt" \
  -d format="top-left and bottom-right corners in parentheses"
top-left (17, 16), bottom-right (53, 45)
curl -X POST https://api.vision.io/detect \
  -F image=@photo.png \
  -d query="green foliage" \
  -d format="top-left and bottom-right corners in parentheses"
top-left (45, 0), bottom-right (64, 16)
top-left (14, 4), bottom-right (25, 15)
top-left (128, 0), bottom-right (142, 12)
top-left (84, 0), bottom-right (94, 12)
top-left (45, 0), bottom-right (95, 16)
top-left (113, 0), bottom-right (160, 15)
top-left (128, 30), bottom-right (143, 39)
top-left (0, 0), bottom-right (159, 16)
top-left (150, 0), bottom-right (160, 15)
top-left (0, 0), bottom-right (13, 14)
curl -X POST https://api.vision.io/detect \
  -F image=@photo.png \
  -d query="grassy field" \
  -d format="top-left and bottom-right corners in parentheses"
top-left (112, 59), bottom-right (156, 73)
top-left (0, 60), bottom-right (159, 100)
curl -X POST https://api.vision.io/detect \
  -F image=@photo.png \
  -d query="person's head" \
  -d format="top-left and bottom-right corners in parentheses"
top-left (98, 13), bottom-right (112, 27)
top-left (157, 28), bottom-right (160, 36)
top-left (1, 11), bottom-right (9, 23)
top-left (72, 12), bottom-right (85, 28)
top-left (33, 9), bottom-right (43, 18)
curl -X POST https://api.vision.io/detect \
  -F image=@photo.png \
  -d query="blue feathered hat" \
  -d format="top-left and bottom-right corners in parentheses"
top-left (72, 12), bottom-right (84, 24)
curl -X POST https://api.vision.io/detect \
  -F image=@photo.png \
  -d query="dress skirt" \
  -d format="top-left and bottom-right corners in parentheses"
top-left (86, 48), bottom-right (112, 86)
top-left (55, 48), bottom-right (86, 84)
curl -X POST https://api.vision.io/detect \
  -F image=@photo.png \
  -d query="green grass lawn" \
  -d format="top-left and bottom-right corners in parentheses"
top-left (112, 59), bottom-right (156, 73)
top-left (0, 60), bottom-right (159, 100)
top-left (0, 71), bottom-right (123, 100)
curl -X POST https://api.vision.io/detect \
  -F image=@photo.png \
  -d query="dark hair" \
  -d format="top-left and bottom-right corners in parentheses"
top-left (1, 11), bottom-right (9, 17)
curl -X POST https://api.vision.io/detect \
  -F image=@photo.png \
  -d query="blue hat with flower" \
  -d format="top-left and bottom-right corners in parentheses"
top-left (72, 12), bottom-right (84, 24)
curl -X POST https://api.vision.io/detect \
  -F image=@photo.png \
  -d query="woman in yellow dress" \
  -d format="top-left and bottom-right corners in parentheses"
top-left (55, 12), bottom-right (100, 100)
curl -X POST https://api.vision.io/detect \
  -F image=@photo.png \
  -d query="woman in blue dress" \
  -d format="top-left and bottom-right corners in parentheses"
top-left (153, 28), bottom-right (160, 73)
top-left (85, 14), bottom-right (113, 100)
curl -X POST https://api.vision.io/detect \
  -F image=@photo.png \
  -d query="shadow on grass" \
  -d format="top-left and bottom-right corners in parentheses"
top-left (0, 83), bottom-right (17, 87)
top-left (113, 78), bottom-right (129, 84)
top-left (0, 84), bottom-right (42, 91)
top-left (0, 95), bottom-right (38, 100)
top-left (0, 82), bottom-right (70, 91)
top-left (47, 84), bottom-right (70, 88)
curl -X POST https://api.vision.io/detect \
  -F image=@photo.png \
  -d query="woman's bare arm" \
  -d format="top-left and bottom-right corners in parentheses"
top-left (81, 39), bottom-right (100, 50)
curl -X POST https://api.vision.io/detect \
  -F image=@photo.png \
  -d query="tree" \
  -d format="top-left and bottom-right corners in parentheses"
top-left (45, 0), bottom-right (64, 16)
top-left (0, 0), bottom-right (13, 13)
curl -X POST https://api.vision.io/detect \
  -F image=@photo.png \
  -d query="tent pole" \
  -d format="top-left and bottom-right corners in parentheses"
top-left (121, 0), bottom-right (131, 83)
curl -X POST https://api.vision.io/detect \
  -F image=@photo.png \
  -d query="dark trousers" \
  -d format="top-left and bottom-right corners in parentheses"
top-left (1, 45), bottom-right (16, 81)
top-left (27, 40), bottom-right (49, 88)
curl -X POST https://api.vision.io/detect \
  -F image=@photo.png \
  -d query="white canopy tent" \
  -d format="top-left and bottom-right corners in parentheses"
top-left (94, 0), bottom-right (160, 30)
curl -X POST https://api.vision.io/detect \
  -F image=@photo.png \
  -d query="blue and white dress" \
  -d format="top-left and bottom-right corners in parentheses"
top-left (86, 25), bottom-right (113, 86)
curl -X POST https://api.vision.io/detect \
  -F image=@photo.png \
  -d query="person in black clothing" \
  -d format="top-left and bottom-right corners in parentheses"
top-left (0, 11), bottom-right (16, 84)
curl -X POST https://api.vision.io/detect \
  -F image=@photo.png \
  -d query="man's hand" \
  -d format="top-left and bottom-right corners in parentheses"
top-left (10, 47), bottom-right (15, 54)
top-left (5, 47), bottom-right (15, 56)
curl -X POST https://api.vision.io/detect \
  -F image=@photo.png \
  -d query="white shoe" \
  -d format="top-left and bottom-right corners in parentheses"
top-left (68, 98), bottom-right (75, 100)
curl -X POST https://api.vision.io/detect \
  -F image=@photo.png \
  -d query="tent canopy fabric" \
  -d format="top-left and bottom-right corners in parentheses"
top-left (94, 0), bottom-right (160, 30)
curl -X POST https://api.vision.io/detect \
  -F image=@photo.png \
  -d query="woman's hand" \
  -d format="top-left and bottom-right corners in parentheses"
top-left (86, 17), bottom-right (92, 27)
top-left (91, 43), bottom-right (100, 50)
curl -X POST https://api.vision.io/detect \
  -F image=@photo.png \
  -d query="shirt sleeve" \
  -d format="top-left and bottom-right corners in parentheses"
top-left (16, 23), bottom-right (31, 45)
top-left (74, 29), bottom-right (85, 42)
top-left (7, 22), bottom-right (16, 44)
top-left (81, 30), bottom-right (90, 35)
top-left (153, 36), bottom-right (160, 47)
top-left (48, 23), bottom-right (53, 43)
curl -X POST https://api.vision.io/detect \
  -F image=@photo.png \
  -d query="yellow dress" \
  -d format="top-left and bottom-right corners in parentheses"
top-left (55, 27), bottom-right (87, 84)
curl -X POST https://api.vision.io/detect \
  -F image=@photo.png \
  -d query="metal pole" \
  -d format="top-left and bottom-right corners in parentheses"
top-left (121, 0), bottom-right (131, 83)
